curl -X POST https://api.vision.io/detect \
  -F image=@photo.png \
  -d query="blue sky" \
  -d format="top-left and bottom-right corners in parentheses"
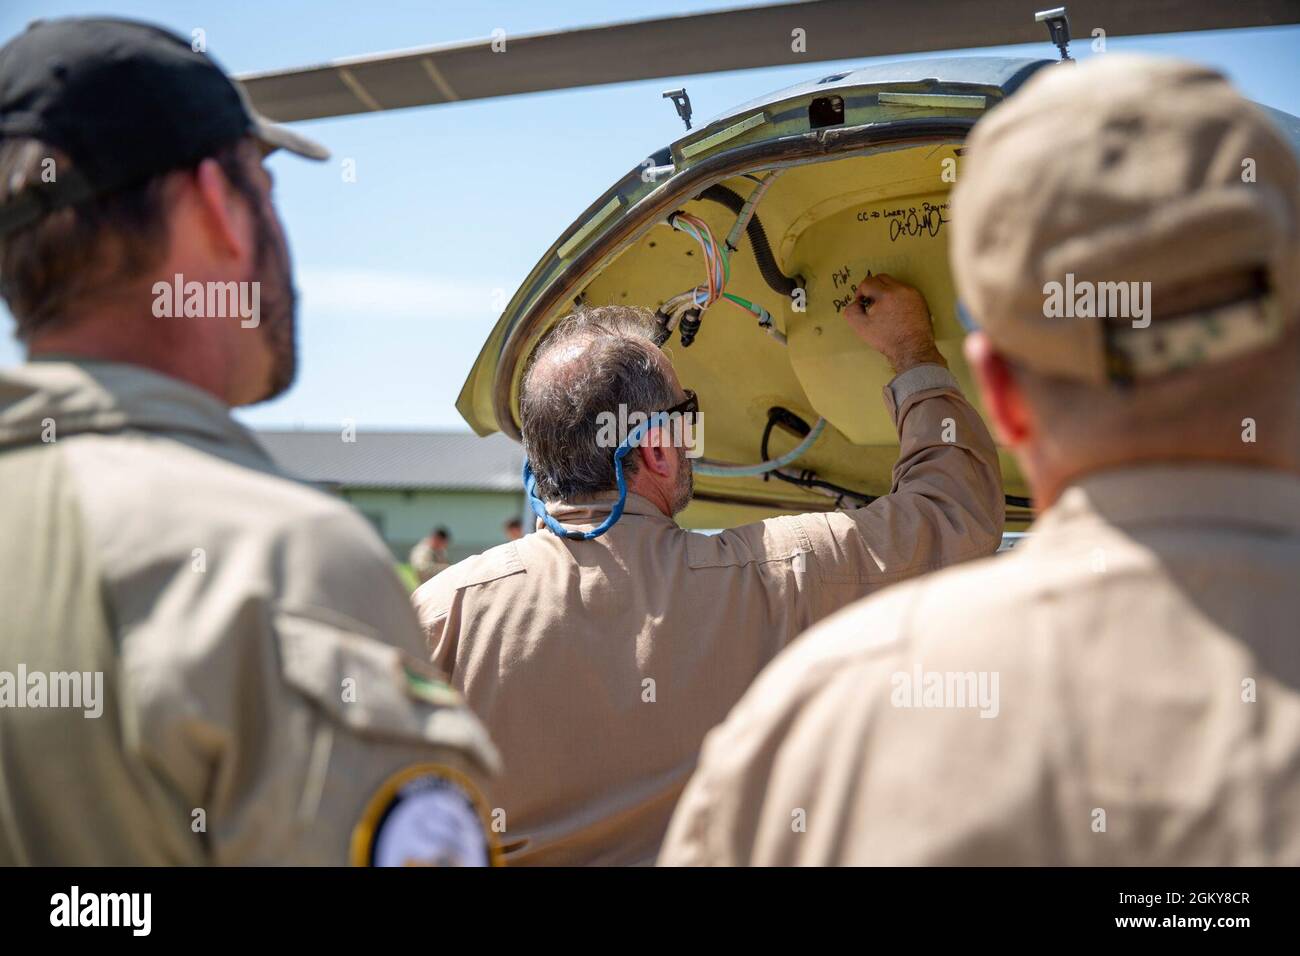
top-left (2, 1), bottom-right (1297, 430)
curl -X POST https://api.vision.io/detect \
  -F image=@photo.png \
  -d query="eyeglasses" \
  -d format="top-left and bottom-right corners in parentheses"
top-left (659, 389), bottom-right (699, 419)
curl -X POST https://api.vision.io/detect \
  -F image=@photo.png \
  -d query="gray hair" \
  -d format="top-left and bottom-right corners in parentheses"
top-left (521, 305), bottom-right (677, 501)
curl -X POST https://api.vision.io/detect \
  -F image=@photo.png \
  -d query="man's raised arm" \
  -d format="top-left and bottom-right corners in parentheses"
top-left (792, 274), bottom-right (1004, 611)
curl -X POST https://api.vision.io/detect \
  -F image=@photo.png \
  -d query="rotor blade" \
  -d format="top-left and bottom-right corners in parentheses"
top-left (237, 0), bottom-right (1300, 122)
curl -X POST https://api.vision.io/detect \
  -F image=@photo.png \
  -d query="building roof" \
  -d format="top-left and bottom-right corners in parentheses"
top-left (255, 429), bottom-right (523, 492)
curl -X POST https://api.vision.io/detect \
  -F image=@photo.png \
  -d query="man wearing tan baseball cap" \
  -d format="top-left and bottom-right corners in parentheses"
top-left (660, 55), bottom-right (1300, 866)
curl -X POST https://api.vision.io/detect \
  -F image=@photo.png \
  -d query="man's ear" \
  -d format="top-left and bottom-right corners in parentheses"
top-left (636, 426), bottom-right (675, 477)
top-left (190, 156), bottom-right (255, 266)
top-left (964, 332), bottom-right (1033, 447)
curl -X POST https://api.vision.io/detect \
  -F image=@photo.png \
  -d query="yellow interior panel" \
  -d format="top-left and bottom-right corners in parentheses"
top-left (575, 143), bottom-right (1029, 526)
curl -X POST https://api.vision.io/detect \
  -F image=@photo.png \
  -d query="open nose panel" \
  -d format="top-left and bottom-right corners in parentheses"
top-left (458, 57), bottom-right (1062, 528)
top-left (579, 147), bottom-right (998, 520)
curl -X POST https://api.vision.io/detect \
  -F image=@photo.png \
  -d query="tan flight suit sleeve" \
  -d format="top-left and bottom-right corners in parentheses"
top-left (119, 505), bottom-right (501, 865)
top-left (792, 364), bottom-right (1004, 619)
top-left (413, 543), bottom-right (525, 677)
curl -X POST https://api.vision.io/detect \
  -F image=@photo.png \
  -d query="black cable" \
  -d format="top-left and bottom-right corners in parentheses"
top-left (696, 184), bottom-right (801, 298)
top-left (760, 412), bottom-right (877, 505)
top-left (759, 407), bottom-right (1034, 512)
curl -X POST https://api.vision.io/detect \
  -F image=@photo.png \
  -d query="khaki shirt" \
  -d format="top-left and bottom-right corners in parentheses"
top-left (413, 366), bottom-right (1003, 865)
top-left (0, 360), bottom-right (499, 865)
top-left (661, 464), bottom-right (1300, 865)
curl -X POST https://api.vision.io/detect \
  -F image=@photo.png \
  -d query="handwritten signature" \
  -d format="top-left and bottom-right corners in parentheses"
top-left (886, 202), bottom-right (949, 242)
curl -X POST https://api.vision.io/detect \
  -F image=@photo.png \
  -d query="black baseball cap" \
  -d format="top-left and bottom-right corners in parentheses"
top-left (0, 17), bottom-right (328, 237)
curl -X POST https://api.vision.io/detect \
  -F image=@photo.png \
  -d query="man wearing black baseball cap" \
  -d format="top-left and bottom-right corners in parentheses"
top-left (0, 17), bottom-right (328, 235)
top-left (0, 15), bottom-right (329, 397)
top-left (0, 18), bottom-right (501, 867)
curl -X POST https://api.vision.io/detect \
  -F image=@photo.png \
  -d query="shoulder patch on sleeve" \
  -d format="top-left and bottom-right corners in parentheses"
top-left (401, 658), bottom-right (464, 708)
top-left (274, 611), bottom-right (500, 774)
top-left (351, 764), bottom-right (502, 867)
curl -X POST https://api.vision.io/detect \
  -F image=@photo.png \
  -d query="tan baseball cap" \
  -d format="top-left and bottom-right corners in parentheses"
top-left (950, 55), bottom-right (1300, 384)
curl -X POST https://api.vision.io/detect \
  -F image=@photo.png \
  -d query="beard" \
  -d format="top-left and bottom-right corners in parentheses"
top-left (246, 197), bottom-right (298, 404)
top-left (670, 448), bottom-right (695, 516)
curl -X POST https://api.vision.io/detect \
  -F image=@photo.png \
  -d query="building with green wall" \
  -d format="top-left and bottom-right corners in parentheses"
top-left (256, 429), bottom-right (527, 563)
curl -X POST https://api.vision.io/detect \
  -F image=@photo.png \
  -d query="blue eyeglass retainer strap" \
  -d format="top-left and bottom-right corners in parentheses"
top-left (524, 412), bottom-right (670, 541)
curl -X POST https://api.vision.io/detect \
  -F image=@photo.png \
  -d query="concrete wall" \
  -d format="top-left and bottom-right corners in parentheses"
top-left (339, 488), bottom-right (528, 563)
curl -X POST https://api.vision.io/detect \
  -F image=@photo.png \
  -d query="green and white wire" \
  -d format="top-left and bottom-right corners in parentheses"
top-left (723, 170), bottom-right (783, 253)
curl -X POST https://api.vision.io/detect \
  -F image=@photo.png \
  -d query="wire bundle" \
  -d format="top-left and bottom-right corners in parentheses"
top-left (662, 209), bottom-right (784, 343)
top-left (667, 212), bottom-right (729, 309)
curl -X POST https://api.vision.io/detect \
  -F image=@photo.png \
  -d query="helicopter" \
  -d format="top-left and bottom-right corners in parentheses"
top-left (238, 0), bottom-right (1300, 531)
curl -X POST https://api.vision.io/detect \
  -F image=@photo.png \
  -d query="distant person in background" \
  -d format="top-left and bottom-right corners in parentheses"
top-left (410, 526), bottom-right (453, 583)
top-left (503, 517), bottom-right (524, 541)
